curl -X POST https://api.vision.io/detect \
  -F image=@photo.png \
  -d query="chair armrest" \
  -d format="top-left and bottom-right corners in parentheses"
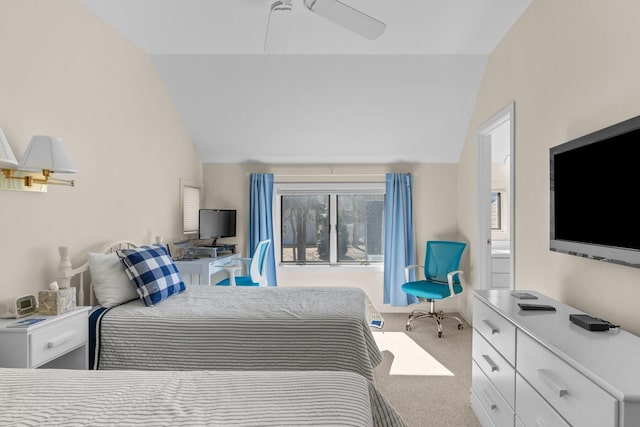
top-left (404, 264), bottom-right (423, 282)
top-left (446, 270), bottom-right (464, 296)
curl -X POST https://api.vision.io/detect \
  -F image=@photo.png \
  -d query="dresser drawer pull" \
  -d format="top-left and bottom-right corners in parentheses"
top-left (538, 369), bottom-right (568, 397)
top-left (482, 319), bottom-right (499, 334)
top-left (481, 389), bottom-right (498, 410)
top-left (47, 331), bottom-right (77, 349)
top-left (482, 354), bottom-right (499, 372)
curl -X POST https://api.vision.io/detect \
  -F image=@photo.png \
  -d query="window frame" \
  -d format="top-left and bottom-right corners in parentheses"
top-left (274, 182), bottom-right (386, 269)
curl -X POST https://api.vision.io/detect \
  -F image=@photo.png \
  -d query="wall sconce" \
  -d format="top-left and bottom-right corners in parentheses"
top-left (0, 131), bottom-right (77, 191)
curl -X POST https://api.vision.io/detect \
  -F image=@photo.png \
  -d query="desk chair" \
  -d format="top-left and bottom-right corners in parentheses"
top-left (216, 240), bottom-right (271, 287)
top-left (402, 240), bottom-right (467, 337)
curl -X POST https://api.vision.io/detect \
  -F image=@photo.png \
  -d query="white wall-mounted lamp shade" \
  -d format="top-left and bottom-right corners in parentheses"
top-left (18, 135), bottom-right (77, 173)
top-left (0, 128), bottom-right (18, 169)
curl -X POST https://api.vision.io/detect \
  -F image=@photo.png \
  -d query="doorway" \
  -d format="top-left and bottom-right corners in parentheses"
top-left (476, 103), bottom-right (515, 290)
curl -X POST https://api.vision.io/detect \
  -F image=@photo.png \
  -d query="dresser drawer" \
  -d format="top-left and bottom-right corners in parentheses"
top-left (30, 314), bottom-right (87, 367)
top-left (471, 389), bottom-right (497, 427)
top-left (516, 372), bottom-right (569, 427)
top-left (473, 329), bottom-right (515, 408)
top-left (474, 298), bottom-right (516, 365)
top-left (491, 273), bottom-right (510, 289)
top-left (491, 257), bottom-right (509, 273)
top-left (472, 360), bottom-right (514, 427)
top-left (516, 331), bottom-right (617, 427)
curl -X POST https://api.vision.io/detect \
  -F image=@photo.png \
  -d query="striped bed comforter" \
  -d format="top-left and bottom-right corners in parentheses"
top-left (0, 368), bottom-right (407, 427)
top-left (93, 286), bottom-right (383, 381)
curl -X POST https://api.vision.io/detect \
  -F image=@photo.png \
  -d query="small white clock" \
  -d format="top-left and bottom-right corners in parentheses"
top-left (0, 294), bottom-right (37, 318)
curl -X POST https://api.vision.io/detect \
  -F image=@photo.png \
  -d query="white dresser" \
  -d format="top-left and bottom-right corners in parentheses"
top-left (471, 289), bottom-right (640, 427)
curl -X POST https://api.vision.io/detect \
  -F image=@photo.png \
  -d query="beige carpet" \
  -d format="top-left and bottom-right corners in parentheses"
top-left (372, 313), bottom-right (481, 427)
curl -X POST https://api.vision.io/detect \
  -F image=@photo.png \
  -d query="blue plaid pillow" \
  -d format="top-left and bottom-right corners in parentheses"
top-left (117, 244), bottom-right (186, 307)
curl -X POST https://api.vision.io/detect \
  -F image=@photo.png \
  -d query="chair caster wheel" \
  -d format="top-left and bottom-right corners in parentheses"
top-left (405, 324), bottom-right (412, 331)
top-left (458, 324), bottom-right (464, 330)
top-left (437, 331), bottom-right (443, 338)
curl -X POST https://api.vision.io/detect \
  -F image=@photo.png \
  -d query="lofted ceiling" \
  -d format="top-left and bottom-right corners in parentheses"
top-left (80, 0), bottom-right (531, 164)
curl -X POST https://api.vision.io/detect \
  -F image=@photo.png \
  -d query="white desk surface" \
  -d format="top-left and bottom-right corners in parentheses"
top-left (474, 289), bottom-right (640, 401)
top-left (174, 253), bottom-right (237, 266)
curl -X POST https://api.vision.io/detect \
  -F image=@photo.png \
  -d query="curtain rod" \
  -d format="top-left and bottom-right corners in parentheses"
top-left (245, 173), bottom-right (387, 177)
top-left (276, 173), bottom-right (386, 177)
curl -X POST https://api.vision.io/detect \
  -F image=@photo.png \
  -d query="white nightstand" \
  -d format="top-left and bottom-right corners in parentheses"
top-left (0, 306), bottom-right (90, 369)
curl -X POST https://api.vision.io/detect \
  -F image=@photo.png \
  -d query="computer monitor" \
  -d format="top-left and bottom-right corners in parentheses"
top-left (198, 209), bottom-right (236, 246)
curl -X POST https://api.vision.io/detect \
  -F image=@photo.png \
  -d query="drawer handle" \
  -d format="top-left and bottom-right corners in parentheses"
top-left (47, 331), bottom-right (77, 349)
top-left (537, 369), bottom-right (568, 397)
top-left (482, 319), bottom-right (499, 334)
top-left (481, 389), bottom-right (497, 410)
top-left (482, 354), bottom-right (499, 372)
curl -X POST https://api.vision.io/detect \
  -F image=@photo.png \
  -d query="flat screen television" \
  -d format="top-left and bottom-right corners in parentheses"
top-left (198, 209), bottom-right (236, 245)
top-left (550, 114), bottom-right (640, 268)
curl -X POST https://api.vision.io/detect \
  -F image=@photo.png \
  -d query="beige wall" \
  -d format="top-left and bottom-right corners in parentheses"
top-left (459, 0), bottom-right (640, 334)
top-left (0, 0), bottom-right (201, 300)
top-left (202, 163), bottom-right (464, 313)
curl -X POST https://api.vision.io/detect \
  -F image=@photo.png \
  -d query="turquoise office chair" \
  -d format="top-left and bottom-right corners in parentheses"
top-left (402, 240), bottom-right (467, 337)
top-left (216, 240), bottom-right (271, 287)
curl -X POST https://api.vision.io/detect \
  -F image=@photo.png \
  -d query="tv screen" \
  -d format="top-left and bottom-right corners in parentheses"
top-left (550, 114), bottom-right (640, 267)
top-left (199, 209), bottom-right (236, 243)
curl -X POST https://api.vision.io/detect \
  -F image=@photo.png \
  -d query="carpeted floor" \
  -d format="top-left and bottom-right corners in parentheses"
top-left (372, 313), bottom-right (481, 427)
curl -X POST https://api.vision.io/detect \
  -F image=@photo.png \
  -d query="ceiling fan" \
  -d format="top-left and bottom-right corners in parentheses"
top-left (264, 0), bottom-right (386, 52)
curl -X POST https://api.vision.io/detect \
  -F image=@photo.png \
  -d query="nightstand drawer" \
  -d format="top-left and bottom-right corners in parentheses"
top-left (517, 330), bottom-right (616, 427)
top-left (474, 298), bottom-right (516, 365)
top-left (30, 314), bottom-right (87, 367)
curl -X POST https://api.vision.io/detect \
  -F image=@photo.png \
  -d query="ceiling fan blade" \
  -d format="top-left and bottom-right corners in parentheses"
top-left (265, 0), bottom-right (293, 53)
top-left (304, 0), bottom-right (385, 40)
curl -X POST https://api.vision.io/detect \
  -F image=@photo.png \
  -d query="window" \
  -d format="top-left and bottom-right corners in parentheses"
top-left (276, 183), bottom-right (385, 266)
top-left (181, 179), bottom-right (201, 235)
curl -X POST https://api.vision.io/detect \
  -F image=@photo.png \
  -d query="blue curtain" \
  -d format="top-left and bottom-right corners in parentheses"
top-left (383, 173), bottom-right (418, 305)
top-left (249, 173), bottom-right (277, 286)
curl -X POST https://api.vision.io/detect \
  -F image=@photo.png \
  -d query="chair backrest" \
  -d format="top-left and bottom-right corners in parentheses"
top-left (424, 241), bottom-right (467, 284)
top-left (249, 239), bottom-right (271, 286)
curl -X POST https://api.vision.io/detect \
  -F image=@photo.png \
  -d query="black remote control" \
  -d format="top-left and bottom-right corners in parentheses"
top-left (518, 303), bottom-right (556, 311)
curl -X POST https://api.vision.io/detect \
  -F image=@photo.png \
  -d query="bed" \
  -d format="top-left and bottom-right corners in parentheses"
top-left (62, 241), bottom-right (384, 380)
top-left (0, 368), bottom-right (407, 426)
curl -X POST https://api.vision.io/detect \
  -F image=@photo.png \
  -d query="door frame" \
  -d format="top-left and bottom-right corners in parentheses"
top-left (476, 102), bottom-right (515, 290)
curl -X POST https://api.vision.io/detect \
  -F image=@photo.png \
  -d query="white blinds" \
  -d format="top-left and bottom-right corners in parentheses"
top-left (183, 184), bottom-right (200, 233)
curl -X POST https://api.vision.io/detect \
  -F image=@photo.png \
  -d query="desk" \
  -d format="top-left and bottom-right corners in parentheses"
top-left (174, 253), bottom-right (239, 285)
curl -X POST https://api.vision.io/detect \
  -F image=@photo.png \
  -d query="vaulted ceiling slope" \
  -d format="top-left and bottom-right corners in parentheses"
top-left (80, 0), bottom-right (531, 164)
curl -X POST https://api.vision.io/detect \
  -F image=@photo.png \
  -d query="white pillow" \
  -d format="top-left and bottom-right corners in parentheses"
top-left (89, 252), bottom-right (139, 307)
